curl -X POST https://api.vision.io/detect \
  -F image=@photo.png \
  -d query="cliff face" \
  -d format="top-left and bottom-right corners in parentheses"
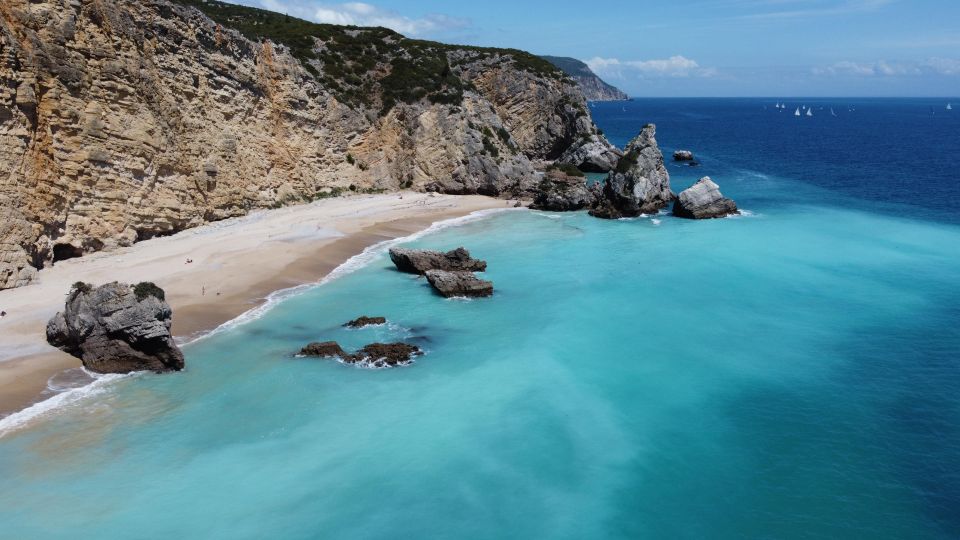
top-left (0, 0), bottom-right (616, 290)
top-left (541, 56), bottom-right (629, 102)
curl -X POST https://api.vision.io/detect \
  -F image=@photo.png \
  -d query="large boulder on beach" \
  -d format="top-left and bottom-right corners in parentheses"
top-left (530, 170), bottom-right (599, 211)
top-left (673, 177), bottom-right (739, 219)
top-left (389, 247), bottom-right (486, 274)
top-left (673, 150), bottom-right (695, 161)
top-left (425, 270), bottom-right (494, 298)
top-left (589, 124), bottom-right (674, 219)
top-left (45, 282), bottom-right (184, 374)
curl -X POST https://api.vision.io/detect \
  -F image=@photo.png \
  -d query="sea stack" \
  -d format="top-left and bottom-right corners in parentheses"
top-left (590, 124), bottom-right (674, 219)
top-left (673, 177), bottom-right (739, 219)
top-left (673, 150), bottom-right (695, 161)
top-left (45, 282), bottom-right (185, 374)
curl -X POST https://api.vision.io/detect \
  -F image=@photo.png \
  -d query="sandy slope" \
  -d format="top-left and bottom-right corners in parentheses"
top-left (0, 193), bottom-right (507, 416)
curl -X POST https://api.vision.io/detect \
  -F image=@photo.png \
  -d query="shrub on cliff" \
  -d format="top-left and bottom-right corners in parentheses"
top-left (134, 282), bottom-right (166, 302)
top-left (547, 163), bottom-right (585, 177)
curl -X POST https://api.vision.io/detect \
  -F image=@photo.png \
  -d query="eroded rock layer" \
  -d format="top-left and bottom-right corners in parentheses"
top-left (0, 0), bottom-right (614, 289)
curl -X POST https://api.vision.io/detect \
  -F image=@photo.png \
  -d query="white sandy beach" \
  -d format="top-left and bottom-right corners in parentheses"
top-left (0, 193), bottom-right (506, 416)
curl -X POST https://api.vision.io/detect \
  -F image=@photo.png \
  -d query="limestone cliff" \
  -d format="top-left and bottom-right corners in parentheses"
top-left (0, 0), bottom-right (616, 289)
top-left (541, 56), bottom-right (629, 102)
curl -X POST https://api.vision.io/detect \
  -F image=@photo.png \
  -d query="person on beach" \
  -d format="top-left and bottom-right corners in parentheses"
top-left (0, 310), bottom-right (6, 318)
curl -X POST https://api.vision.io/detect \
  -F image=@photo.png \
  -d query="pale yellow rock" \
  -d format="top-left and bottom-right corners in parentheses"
top-left (0, 0), bottom-right (612, 289)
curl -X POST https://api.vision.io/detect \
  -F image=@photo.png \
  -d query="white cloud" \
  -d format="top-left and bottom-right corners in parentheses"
top-left (921, 57), bottom-right (960, 75)
top-left (586, 56), bottom-right (716, 78)
top-left (728, 0), bottom-right (897, 21)
top-left (814, 58), bottom-right (960, 76)
top-left (256, 1), bottom-right (469, 37)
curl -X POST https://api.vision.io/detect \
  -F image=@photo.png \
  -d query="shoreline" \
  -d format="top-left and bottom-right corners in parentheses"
top-left (0, 193), bottom-right (507, 419)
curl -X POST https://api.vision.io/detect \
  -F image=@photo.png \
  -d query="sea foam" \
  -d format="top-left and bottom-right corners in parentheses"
top-left (0, 371), bottom-right (136, 438)
top-left (0, 207), bottom-right (514, 437)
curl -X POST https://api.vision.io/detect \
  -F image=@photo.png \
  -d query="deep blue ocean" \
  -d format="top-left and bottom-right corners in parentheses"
top-left (0, 98), bottom-right (958, 539)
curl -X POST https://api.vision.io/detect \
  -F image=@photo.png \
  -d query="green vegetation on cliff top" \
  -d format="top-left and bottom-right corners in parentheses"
top-left (169, 0), bottom-right (563, 112)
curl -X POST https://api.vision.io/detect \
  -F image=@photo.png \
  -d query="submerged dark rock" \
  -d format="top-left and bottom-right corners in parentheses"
top-left (529, 170), bottom-right (599, 211)
top-left (425, 270), bottom-right (494, 298)
top-left (389, 247), bottom-right (487, 275)
top-left (673, 176), bottom-right (739, 219)
top-left (589, 124), bottom-right (674, 219)
top-left (344, 316), bottom-right (387, 328)
top-left (673, 150), bottom-right (695, 161)
top-left (299, 341), bottom-right (350, 358)
top-left (353, 343), bottom-right (422, 366)
top-left (298, 341), bottom-right (421, 366)
top-left (45, 281), bottom-right (184, 374)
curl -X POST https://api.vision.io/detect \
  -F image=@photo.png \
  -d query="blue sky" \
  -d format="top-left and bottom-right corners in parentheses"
top-left (238, 0), bottom-right (960, 96)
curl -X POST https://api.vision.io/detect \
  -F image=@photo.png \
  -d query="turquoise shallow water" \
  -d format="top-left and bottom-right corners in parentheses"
top-left (1, 99), bottom-right (959, 538)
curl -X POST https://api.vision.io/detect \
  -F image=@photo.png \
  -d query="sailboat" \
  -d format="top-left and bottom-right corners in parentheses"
top-left (794, 107), bottom-right (801, 117)
top-left (830, 108), bottom-right (837, 117)
top-left (806, 107), bottom-right (813, 117)
top-left (948, 103), bottom-right (954, 110)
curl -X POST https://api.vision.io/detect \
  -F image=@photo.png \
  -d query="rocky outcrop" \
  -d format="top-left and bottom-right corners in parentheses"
top-left (0, 0), bottom-right (608, 289)
top-left (590, 124), bottom-right (674, 219)
top-left (299, 341), bottom-right (421, 367)
top-left (353, 343), bottom-right (422, 367)
top-left (425, 270), bottom-right (494, 298)
top-left (673, 177), bottom-right (739, 219)
top-left (673, 150), bottom-right (695, 161)
top-left (530, 171), bottom-right (599, 211)
top-left (557, 135), bottom-right (623, 173)
top-left (344, 316), bottom-right (387, 328)
top-left (389, 247), bottom-right (487, 275)
top-left (45, 282), bottom-right (184, 374)
top-left (300, 341), bottom-right (350, 359)
top-left (454, 52), bottom-right (619, 173)
top-left (541, 56), bottom-right (629, 102)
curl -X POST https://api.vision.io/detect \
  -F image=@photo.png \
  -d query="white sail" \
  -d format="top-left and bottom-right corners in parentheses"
top-left (794, 107), bottom-right (801, 116)
top-left (807, 108), bottom-right (813, 117)
top-left (948, 103), bottom-right (953, 110)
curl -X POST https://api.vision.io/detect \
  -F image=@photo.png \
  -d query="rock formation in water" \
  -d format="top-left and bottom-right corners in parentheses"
top-left (300, 341), bottom-right (350, 359)
top-left (541, 56), bottom-right (629, 102)
top-left (425, 269), bottom-right (495, 298)
top-left (590, 124), bottom-right (674, 219)
top-left (530, 169), bottom-right (599, 211)
top-left (673, 177), bottom-right (739, 219)
top-left (558, 135), bottom-right (623, 173)
top-left (344, 316), bottom-right (387, 328)
top-left (353, 343), bottom-right (422, 367)
top-left (299, 341), bottom-right (421, 366)
top-left (389, 247), bottom-right (487, 275)
top-left (45, 281), bottom-right (185, 374)
top-left (673, 150), bottom-right (695, 161)
top-left (0, 0), bottom-right (616, 289)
